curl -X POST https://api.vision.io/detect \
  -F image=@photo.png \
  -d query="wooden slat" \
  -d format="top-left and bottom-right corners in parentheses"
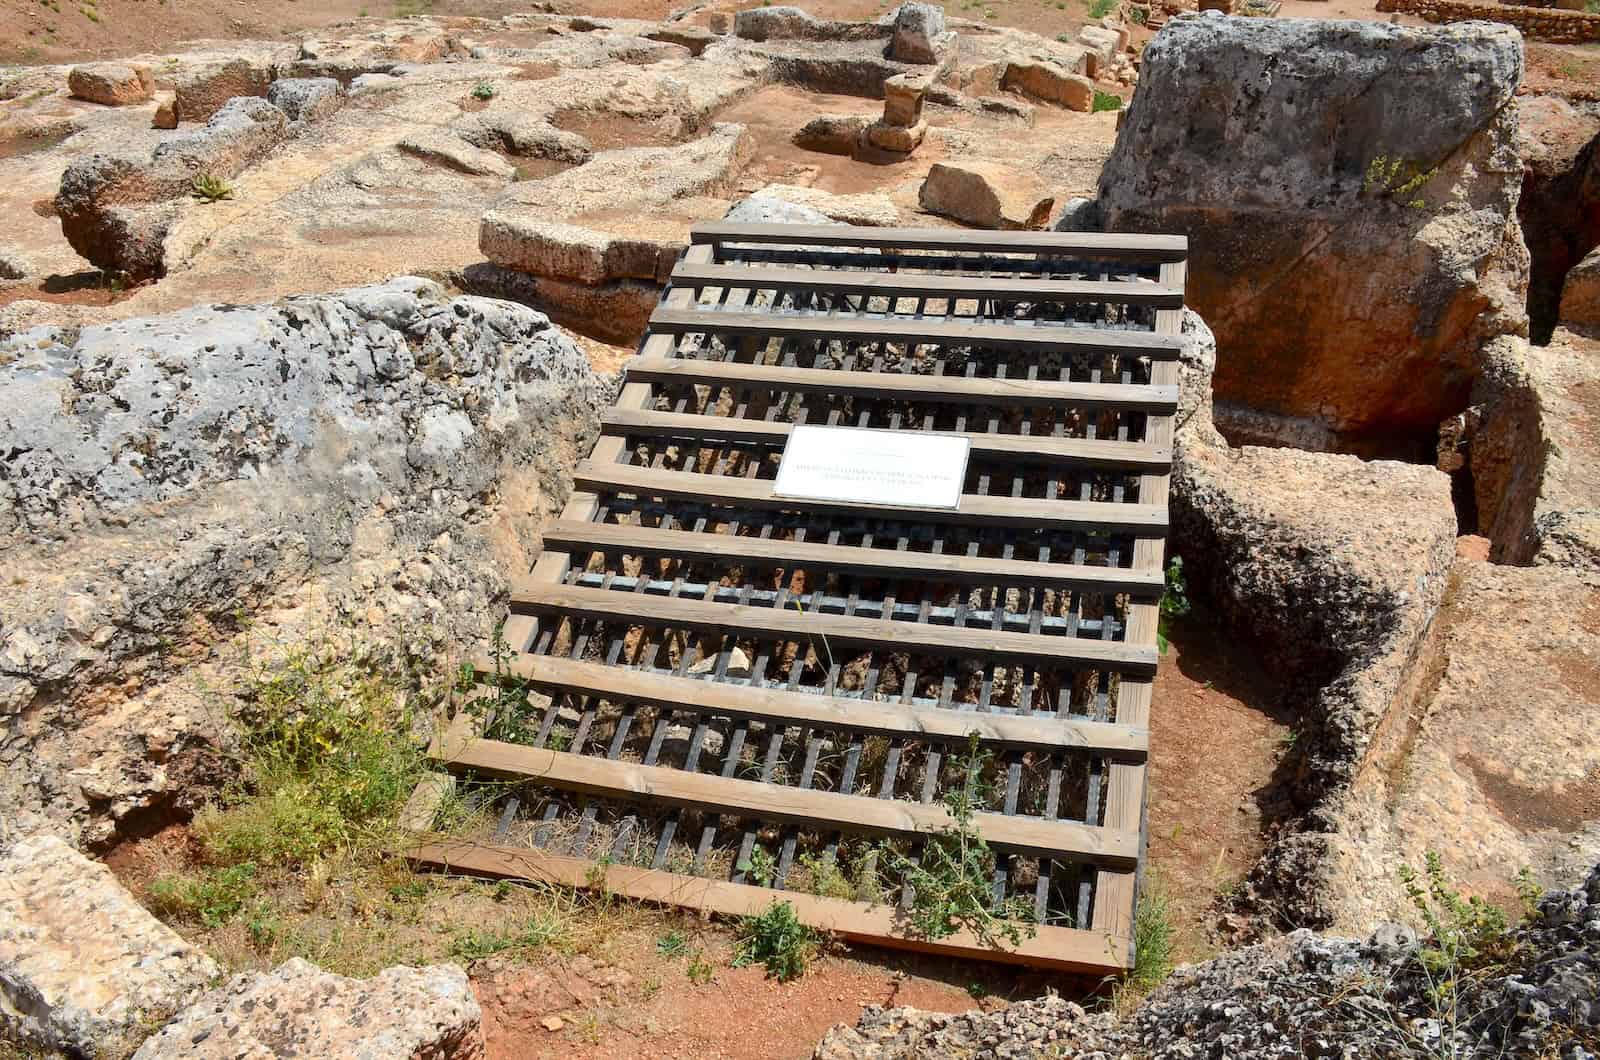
top-left (601, 408), bottom-right (1171, 471)
top-left (407, 839), bottom-right (1134, 972)
top-left (512, 583), bottom-right (1158, 674)
top-left (650, 308), bottom-right (1181, 359)
top-left (476, 653), bottom-right (1149, 758)
top-left (434, 737), bottom-right (1140, 864)
top-left (539, 519), bottom-right (1163, 597)
top-left (671, 261), bottom-right (1185, 307)
top-left (1092, 258), bottom-right (1184, 942)
top-left (625, 356), bottom-right (1178, 412)
top-left (572, 460), bottom-right (1168, 536)
top-left (688, 221), bottom-right (1188, 263)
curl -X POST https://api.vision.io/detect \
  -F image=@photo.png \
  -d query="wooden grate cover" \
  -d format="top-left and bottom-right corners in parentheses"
top-left (406, 222), bottom-right (1187, 974)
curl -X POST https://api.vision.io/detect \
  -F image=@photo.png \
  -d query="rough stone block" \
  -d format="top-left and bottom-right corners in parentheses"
top-left (919, 160), bottom-right (1055, 228)
top-left (1001, 60), bottom-right (1095, 110)
top-left (173, 57), bottom-right (272, 124)
top-left (131, 959), bottom-right (485, 1060)
top-left (0, 834), bottom-right (219, 1056)
top-left (793, 113), bottom-right (867, 155)
top-left (266, 76), bottom-right (343, 124)
top-left (866, 118), bottom-right (927, 153)
top-left (891, 2), bottom-right (949, 63)
top-left (883, 71), bottom-right (930, 126)
top-left (68, 62), bottom-right (154, 106)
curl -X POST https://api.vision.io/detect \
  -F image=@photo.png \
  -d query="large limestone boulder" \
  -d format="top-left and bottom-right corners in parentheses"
top-left (1560, 245), bottom-right (1600, 327)
top-left (890, 2), bottom-right (950, 64)
top-left (67, 62), bottom-right (154, 106)
top-left (173, 57), bottom-right (273, 124)
top-left (0, 279), bottom-right (602, 845)
top-left (0, 834), bottom-right (219, 1056)
top-left (1514, 94), bottom-right (1600, 341)
top-left (132, 958), bottom-right (485, 1059)
top-left (919, 160), bottom-right (1054, 229)
top-left (1098, 17), bottom-right (1528, 452)
top-left (55, 96), bottom-right (289, 280)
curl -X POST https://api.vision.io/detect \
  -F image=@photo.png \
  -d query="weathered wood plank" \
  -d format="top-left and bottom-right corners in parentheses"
top-left (538, 519), bottom-right (1163, 597)
top-left (572, 461), bottom-right (1168, 536)
top-left (625, 356), bottom-right (1178, 412)
top-left (407, 839), bottom-right (1134, 972)
top-left (511, 583), bottom-right (1158, 674)
top-left (688, 221), bottom-right (1188, 263)
top-left (432, 738), bottom-right (1141, 864)
top-left (601, 408), bottom-right (1171, 471)
top-left (671, 261), bottom-right (1185, 307)
top-left (650, 308), bottom-right (1182, 359)
top-left (476, 652), bottom-right (1150, 758)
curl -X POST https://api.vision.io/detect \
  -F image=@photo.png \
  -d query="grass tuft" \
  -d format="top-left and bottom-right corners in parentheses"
top-left (732, 900), bottom-right (817, 982)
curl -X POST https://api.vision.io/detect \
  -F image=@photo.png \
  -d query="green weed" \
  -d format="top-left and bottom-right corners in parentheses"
top-left (733, 900), bottom-right (817, 982)
top-left (686, 949), bottom-right (715, 984)
top-left (1092, 90), bottom-right (1122, 114)
top-left (1087, 0), bottom-right (1117, 17)
top-left (450, 914), bottom-right (564, 960)
top-left (656, 929), bottom-right (689, 957)
top-left (737, 846), bottom-right (778, 887)
top-left (1131, 870), bottom-right (1175, 990)
top-left (471, 81), bottom-right (496, 101)
top-left (1362, 155), bottom-right (1436, 209)
top-left (148, 862), bottom-right (260, 928)
top-left (1157, 555), bottom-right (1190, 654)
top-left (883, 733), bottom-right (1037, 948)
top-left (1399, 852), bottom-right (1536, 1015)
top-left (190, 173), bottom-right (234, 203)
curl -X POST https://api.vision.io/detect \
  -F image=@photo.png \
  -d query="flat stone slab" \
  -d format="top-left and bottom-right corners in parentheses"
top-left (0, 834), bottom-right (219, 1056)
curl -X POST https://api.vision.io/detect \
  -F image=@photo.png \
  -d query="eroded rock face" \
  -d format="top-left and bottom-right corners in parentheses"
top-left (1515, 94), bottom-right (1600, 343)
top-left (0, 279), bottom-right (602, 845)
top-left (55, 96), bottom-right (289, 280)
top-left (173, 57), bottom-right (273, 124)
top-left (889, 2), bottom-right (949, 64)
top-left (0, 834), bottom-right (219, 1057)
top-left (132, 958), bottom-right (485, 1060)
top-left (1099, 16), bottom-right (1528, 454)
top-left (1561, 245), bottom-right (1600, 327)
top-left (266, 76), bottom-right (344, 124)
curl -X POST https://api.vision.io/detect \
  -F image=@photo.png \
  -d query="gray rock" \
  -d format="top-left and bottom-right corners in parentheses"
top-left (56, 96), bottom-right (288, 279)
top-left (1098, 17), bottom-right (1527, 451)
top-left (173, 56), bottom-right (272, 124)
top-left (266, 76), bottom-right (344, 123)
top-left (890, 2), bottom-right (948, 64)
top-left (132, 958), bottom-right (484, 1059)
top-left (0, 245), bottom-right (27, 280)
top-left (1052, 195), bottom-right (1101, 233)
top-left (0, 834), bottom-right (219, 1056)
top-left (723, 193), bottom-right (837, 226)
top-left (0, 279), bottom-right (602, 845)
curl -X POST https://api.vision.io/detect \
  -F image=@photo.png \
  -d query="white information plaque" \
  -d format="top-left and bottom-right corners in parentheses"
top-left (773, 425), bottom-right (970, 510)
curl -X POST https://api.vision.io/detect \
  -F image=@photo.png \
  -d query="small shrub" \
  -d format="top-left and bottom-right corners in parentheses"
top-left (471, 81), bottom-right (496, 101)
top-left (190, 173), bottom-right (234, 203)
top-left (1129, 5), bottom-right (1148, 23)
top-left (148, 862), bottom-right (260, 928)
top-left (1087, 0), bottom-right (1118, 17)
top-left (685, 949), bottom-right (715, 984)
top-left (656, 929), bottom-right (689, 957)
top-left (1131, 871), bottom-right (1175, 990)
top-left (733, 900), bottom-right (817, 982)
top-left (1157, 554), bottom-right (1190, 654)
top-left (883, 733), bottom-right (1037, 948)
top-left (1399, 852), bottom-right (1531, 1013)
top-left (1362, 154), bottom-right (1436, 209)
top-left (1092, 90), bottom-right (1123, 114)
top-left (737, 845), bottom-right (777, 887)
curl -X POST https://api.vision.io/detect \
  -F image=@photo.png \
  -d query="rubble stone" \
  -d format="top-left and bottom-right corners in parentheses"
top-left (918, 160), bottom-right (1054, 228)
top-left (67, 62), bottom-right (154, 106)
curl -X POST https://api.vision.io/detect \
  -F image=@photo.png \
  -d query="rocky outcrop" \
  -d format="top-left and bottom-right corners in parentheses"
top-left (1098, 16), bottom-right (1528, 454)
top-left (0, 245), bottom-right (28, 281)
top-left (0, 834), bottom-right (219, 1057)
top-left (172, 57), bottom-right (273, 124)
top-left (1561, 245), bottom-right (1600, 326)
top-left (1515, 93), bottom-right (1600, 343)
top-left (266, 76), bottom-right (344, 125)
top-left (918, 160), bottom-right (1054, 229)
top-left (889, 2), bottom-right (951, 64)
top-left (0, 279), bottom-right (602, 846)
top-left (55, 96), bottom-right (289, 280)
top-left (817, 860), bottom-right (1600, 1059)
top-left (132, 959), bottom-right (485, 1060)
top-left (67, 62), bottom-right (154, 106)
top-left (733, 5), bottom-right (888, 44)
top-left (751, 184), bottom-right (899, 226)
top-left (1465, 327), bottom-right (1599, 568)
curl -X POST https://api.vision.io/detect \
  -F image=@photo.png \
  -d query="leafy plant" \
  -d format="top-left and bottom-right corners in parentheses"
top-left (1399, 852), bottom-right (1530, 1014)
top-left (656, 929), bottom-right (689, 957)
top-left (148, 862), bottom-right (260, 927)
top-left (797, 851), bottom-right (854, 900)
top-left (883, 734), bottom-right (1037, 948)
top-left (450, 914), bottom-right (563, 960)
top-left (190, 173), bottom-right (234, 203)
top-left (1091, 90), bottom-right (1122, 114)
top-left (1087, 0), bottom-right (1117, 17)
top-left (1157, 555), bottom-right (1190, 654)
top-left (471, 81), bottom-right (496, 101)
top-left (1362, 155), bottom-right (1437, 209)
top-left (733, 900), bottom-right (817, 982)
top-left (685, 949), bottom-right (715, 984)
top-left (1129, 5), bottom-right (1148, 23)
top-left (737, 845), bottom-right (778, 887)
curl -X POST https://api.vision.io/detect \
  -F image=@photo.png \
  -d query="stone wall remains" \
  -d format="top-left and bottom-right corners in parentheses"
top-left (1377, 0), bottom-right (1600, 43)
